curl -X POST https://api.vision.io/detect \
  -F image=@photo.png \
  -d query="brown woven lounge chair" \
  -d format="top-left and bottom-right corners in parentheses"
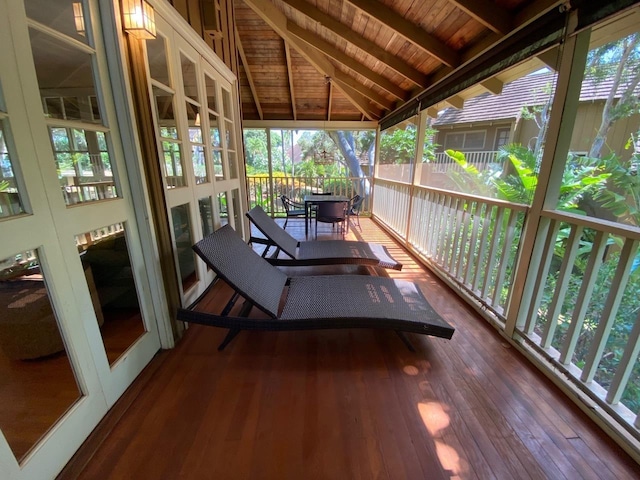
top-left (246, 206), bottom-right (403, 270)
top-left (177, 225), bottom-right (454, 350)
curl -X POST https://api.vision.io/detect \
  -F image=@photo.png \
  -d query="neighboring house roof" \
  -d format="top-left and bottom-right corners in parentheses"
top-left (434, 69), bottom-right (638, 126)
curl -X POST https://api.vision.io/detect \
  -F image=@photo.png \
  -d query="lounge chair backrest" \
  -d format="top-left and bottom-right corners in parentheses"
top-left (246, 206), bottom-right (299, 258)
top-left (192, 224), bottom-right (287, 318)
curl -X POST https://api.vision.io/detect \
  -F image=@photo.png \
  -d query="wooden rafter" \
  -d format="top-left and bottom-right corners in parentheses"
top-left (278, 0), bottom-right (428, 87)
top-left (235, 30), bottom-right (263, 120)
top-left (284, 41), bottom-right (297, 120)
top-left (445, 95), bottom-right (464, 109)
top-left (287, 21), bottom-right (407, 101)
top-left (480, 77), bottom-right (504, 95)
top-left (327, 80), bottom-right (333, 121)
top-left (447, 0), bottom-right (512, 35)
top-left (345, 0), bottom-right (460, 67)
top-left (242, 0), bottom-right (381, 120)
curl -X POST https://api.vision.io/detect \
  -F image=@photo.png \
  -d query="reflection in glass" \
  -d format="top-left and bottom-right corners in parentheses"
top-left (205, 75), bottom-right (217, 112)
top-left (0, 120), bottom-right (26, 218)
top-left (145, 35), bottom-right (170, 86)
top-left (0, 249), bottom-right (82, 462)
top-left (163, 141), bottom-right (185, 188)
top-left (50, 127), bottom-right (118, 205)
top-left (29, 29), bottom-right (100, 123)
top-left (199, 196), bottom-right (214, 237)
top-left (213, 150), bottom-right (224, 179)
top-left (209, 113), bottom-right (221, 147)
top-left (75, 224), bottom-right (146, 366)
top-left (218, 192), bottom-right (228, 226)
top-left (187, 103), bottom-right (202, 143)
top-left (222, 88), bottom-right (232, 119)
top-left (24, 0), bottom-right (90, 45)
top-left (171, 204), bottom-right (198, 291)
top-left (154, 86), bottom-right (178, 139)
top-left (228, 151), bottom-right (238, 180)
top-left (192, 145), bottom-right (207, 184)
top-left (180, 53), bottom-right (198, 102)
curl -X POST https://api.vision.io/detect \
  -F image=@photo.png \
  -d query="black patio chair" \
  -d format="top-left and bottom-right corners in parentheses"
top-left (280, 194), bottom-right (306, 229)
top-left (348, 194), bottom-right (364, 231)
top-left (315, 200), bottom-right (347, 238)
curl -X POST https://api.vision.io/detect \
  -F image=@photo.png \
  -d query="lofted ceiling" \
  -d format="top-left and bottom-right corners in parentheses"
top-left (233, 0), bottom-right (568, 122)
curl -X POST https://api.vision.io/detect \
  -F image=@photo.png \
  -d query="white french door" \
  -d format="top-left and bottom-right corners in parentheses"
top-left (0, 1), bottom-right (162, 478)
top-left (146, 12), bottom-right (246, 307)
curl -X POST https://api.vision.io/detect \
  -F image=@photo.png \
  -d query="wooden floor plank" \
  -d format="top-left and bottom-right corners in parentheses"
top-left (60, 217), bottom-right (640, 480)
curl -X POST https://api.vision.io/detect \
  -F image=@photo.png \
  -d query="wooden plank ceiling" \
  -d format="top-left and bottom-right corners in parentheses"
top-left (234, 0), bottom-right (564, 122)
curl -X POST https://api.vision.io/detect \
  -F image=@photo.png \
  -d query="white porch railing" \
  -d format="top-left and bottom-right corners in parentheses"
top-left (246, 175), bottom-right (371, 216)
top-left (372, 178), bottom-right (640, 448)
top-left (374, 180), bottom-right (527, 316)
top-left (432, 150), bottom-right (503, 173)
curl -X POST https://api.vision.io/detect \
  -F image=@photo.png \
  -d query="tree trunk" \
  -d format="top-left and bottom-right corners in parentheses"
top-left (331, 131), bottom-right (370, 196)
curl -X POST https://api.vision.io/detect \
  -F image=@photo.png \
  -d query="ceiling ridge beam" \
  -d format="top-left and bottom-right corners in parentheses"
top-left (447, 0), bottom-right (512, 35)
top-left (242, 0), bottom-right (381, 120)
top-left (284, 41), bottom-right (297, 120)
top-left (345, 0), bottom-right (460, 67)
top-left (288, 21), bottom-right (408, 101)
top-left (235, 30), bottom-right (263, 120)
top-left (278, 0), bottom-right (428, 87)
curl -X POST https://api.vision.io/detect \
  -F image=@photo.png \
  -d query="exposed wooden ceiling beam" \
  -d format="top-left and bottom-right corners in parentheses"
top-left (288, 21), bottom-right (408, 101)
top-left (327, 80), bottom-right (333, 121)
top-left (480, 77), bottom-right (503, 94)
top-left (235, 30), bottom-right (263, 120)
top-left (331, 70), bottom-right (394, 110)
top-left (345, 0), bottom-right (460, 67)
top-left (278, 0), bottom-right (428, 87)
top-left (536, 48), bottom-right (560, 70)
top-left (444, 95), bottom-right (464, 109)
top-left (242, 0), bottom-right (381, 120)
top-left (447, 0), bottom-right (512, 35)
top-left (426, 107), bottom-right (439, 118)
top-left (284, 41), bottom-right (297, 120)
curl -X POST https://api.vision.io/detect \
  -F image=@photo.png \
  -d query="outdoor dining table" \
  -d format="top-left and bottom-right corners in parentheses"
top-left (303, 194), bottom-right (350, 237)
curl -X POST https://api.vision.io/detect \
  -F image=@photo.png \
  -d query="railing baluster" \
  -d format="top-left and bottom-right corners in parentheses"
top-left (606, 309), bottom-right (640, 405)
top-left (492, 208), bottom-right (518, 311)
top-left (559, 230), bottom-right (608, 365)
top-left (581, 238), bottom-right (639, 383)
top-left (455, 200), bottom-right (473, 278)
top-left (449, 199), bottom-right (465, 273)
top-left (472, 204), bottom-right (493, 294)
top-left (481, 206), bottom-right (505, 302)
top-left (541, 224), bottom-right (584, 350)
top-left (463, 202), bottom-right (482, 286)
top-left (523, 219), bottom-right (560, 335)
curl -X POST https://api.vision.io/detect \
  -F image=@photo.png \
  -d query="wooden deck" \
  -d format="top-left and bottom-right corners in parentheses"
top-left (60, 217), bottom-right (640, 479)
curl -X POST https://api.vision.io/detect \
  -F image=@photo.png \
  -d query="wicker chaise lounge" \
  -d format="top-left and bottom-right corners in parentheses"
top-left (177, 225), bottom-right (454, 350)
top-left (246, 206), bottom-right (403, 270)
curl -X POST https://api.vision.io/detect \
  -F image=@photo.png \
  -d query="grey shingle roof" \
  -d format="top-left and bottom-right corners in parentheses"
top-left (434, 69), bottom-right (638, 126)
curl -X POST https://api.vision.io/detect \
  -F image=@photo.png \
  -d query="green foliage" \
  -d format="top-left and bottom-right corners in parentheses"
top-left (0, 180), bottom-right (8, 192)
top-left (378, 124), bottom-right (417, 164)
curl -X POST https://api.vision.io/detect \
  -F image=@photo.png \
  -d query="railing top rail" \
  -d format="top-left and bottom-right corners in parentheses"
top-left (415, 184), bottom-right (530, 212)
top-left (544, 209), bottom-right (640, 240)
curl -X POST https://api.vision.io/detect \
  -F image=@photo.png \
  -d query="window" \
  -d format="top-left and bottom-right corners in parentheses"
top-left (444, 130), bottom-right (486, 150)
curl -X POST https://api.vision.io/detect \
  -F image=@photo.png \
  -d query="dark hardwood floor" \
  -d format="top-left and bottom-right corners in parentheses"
top-left (59, 217), bottom-right (640, 479)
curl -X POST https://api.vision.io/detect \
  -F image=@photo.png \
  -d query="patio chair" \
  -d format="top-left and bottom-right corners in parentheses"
top-left (348, 194), bottom-right (364, 231)
top-left (246, 206), bottom-right (402, 270)
top-left (280, 194), bottom-right (306, 229)
top-left (177, 224), bottom-right (454, 350)
top-left (315, 200), bottom-right (348, 238)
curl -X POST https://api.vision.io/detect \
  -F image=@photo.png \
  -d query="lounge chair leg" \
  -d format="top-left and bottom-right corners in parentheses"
top-left (218, 328), bottom-right (241, 351)
top-left (395, 331), bottom-right (416, 352)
